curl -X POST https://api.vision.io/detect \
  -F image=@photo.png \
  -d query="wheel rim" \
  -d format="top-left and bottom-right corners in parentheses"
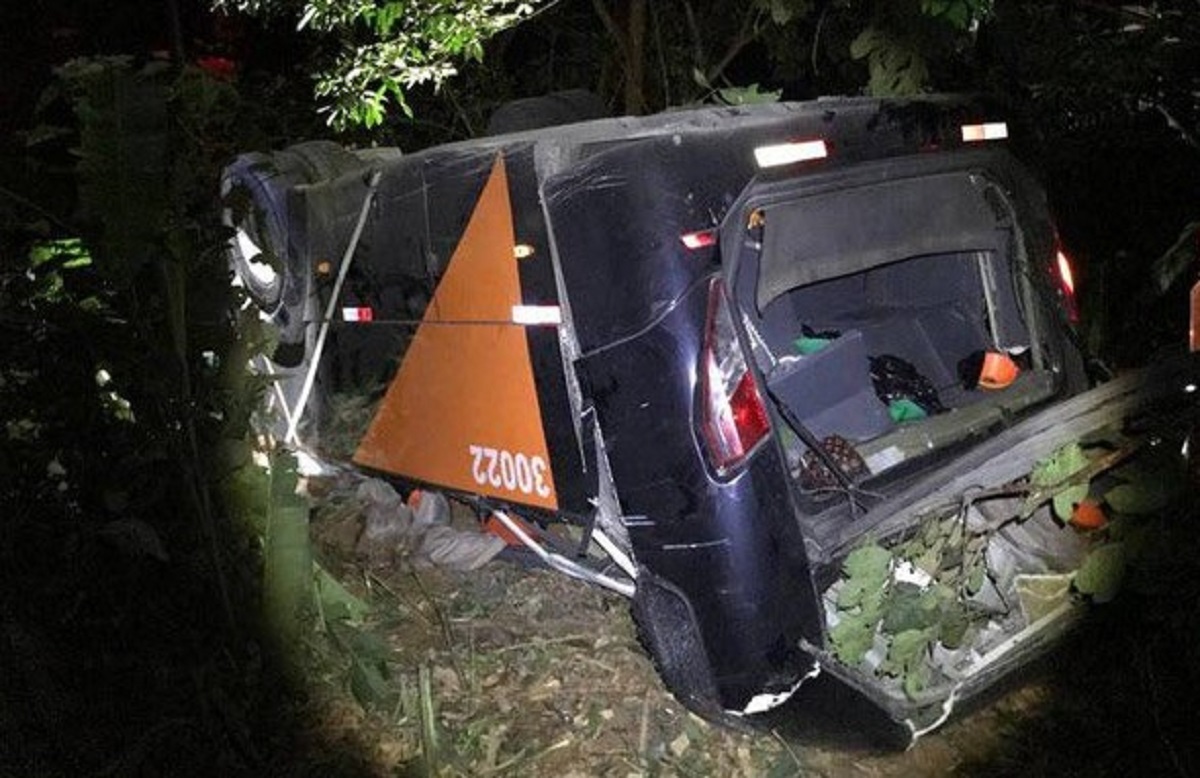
top-left (234, 221), bottom-right (279, 290)
top-left (225, 194), bottom-right (284, 311)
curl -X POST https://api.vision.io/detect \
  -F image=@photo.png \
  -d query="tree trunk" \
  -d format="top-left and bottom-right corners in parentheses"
top-left (591, 0), bottom-right (648, 115)
top-left (624, 0), bottom-right (647, 115)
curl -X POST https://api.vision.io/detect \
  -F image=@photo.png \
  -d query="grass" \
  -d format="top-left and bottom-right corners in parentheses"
top-left (300, 458), bottom-right (1200, 777)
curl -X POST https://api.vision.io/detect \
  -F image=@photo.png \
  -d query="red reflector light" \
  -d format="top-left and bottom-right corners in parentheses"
top-left (342, 306), bottom-right (374, 322)
top-left (699, 279), bottom-right (770, 475)
top-left (1054, 249), bottom-right (1080, 323)
top-left (729, 370), bottom-right (771, 447)
top-left (1056, 250), bottom-right (1076, 294)
top-left (681, 229), bottom-right (718, 250)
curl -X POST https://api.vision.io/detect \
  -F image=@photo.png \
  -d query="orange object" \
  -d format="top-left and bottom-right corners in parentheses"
top-left (353, 156), bottom-right (558, 510)
top-left (406, 489), bottom-right (423, 509)
top-left (1070, 498), bottom-right (1107, 530)
top-left (483, 513), bottom-right (535, 546)
top-left (978, 351), bottom-right (1020, 390)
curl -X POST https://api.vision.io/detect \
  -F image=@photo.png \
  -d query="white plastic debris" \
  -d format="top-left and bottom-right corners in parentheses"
top-left (353, 479), bottom-right (503, 570)
top-left (410, 488), bottom-right (450, 527)
top-left (892, 559), bottom-right (934, 588)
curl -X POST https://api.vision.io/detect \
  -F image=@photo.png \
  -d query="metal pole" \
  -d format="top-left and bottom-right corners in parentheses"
top-left (285, 170), bottom-right (382, 445)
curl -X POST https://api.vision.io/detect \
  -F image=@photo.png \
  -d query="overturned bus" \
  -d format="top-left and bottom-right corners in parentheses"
top-left (222, 95), bottom-right (1148, 740)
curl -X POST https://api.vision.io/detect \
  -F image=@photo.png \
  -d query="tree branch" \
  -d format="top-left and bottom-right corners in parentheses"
top-left (1151, 102), bottom-right (1200, 150)
top-left (812, 3), bottom-right (830, 78)
top-left (590, 0), bottom-right (628, 58)
top-left (680, 0), bottom-right (704, 73)
top-left (0, 184), bottom-right (74, 233)
top-left (1071, 0), bottom-right (1156, 21)
top-left (649, 0), bottom-right (671, 106)
top-left (705, 7), bottom-right (766, 86)
top-left (625, 0), bottom-right (647, 114)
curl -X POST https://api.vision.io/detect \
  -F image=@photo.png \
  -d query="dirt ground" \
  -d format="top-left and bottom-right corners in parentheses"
top-left (294, 472), bottom-right (1090, 778)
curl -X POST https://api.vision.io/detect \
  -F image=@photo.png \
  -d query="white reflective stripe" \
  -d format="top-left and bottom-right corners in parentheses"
top-left (491, 511), bottom-right (635, 597)
top-left (591, 528), bottom-right (637, 581)
top-left (905, 684), bottom-right (962, 746)
top-left (512, 304), bottom-right (562, 325)
top-left (753, 139), bottom-right (828, 168)
top-left (734, 662), bottom-right (820, 716)
top-left (961, 122), bottom-right (1009, 142)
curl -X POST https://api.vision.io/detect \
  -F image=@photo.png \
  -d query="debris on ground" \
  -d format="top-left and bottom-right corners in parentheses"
top-left (296, 471), bottom-right (1078, 777)
top-left (350, 478), bottom-right (505, 571)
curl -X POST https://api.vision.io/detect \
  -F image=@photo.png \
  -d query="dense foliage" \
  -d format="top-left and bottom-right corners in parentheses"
top-left (0, 56), bottom-right (369, 774)
top-left (213, 0), bottom-right (551, 127)
top-left (212, 0), bottom-right (998, 127)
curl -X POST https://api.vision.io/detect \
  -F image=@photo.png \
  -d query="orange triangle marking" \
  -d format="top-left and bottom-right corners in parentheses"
top-left (354, 156), bottom-right (558, 510)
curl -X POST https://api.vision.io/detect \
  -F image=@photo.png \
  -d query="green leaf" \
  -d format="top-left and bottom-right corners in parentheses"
top-left (716, 83), bottom-right (783, 105)
top-left (1052, 484), bottom-right (1089, 522)
top-left (882, 583), bottom-right (930, 633)
top-left (768, 0), bottom-right (797, 25)
top-left (860, 583), bottom-right (887, 624)
top-left (59, 59), bottom-right (169, 285)
top-left (938, 604), bottom-right (970, 649)
top-left (965, 564), bottom-right (986, 596)
top-left (1075, 543), bottom-right (1127, 603)
top-left (904, 661), bottom-right (931, 699)
top-left (838, 545), bottom-right (892, 609)
top-left (418, 664), bottom-right (440, 770)
top-left (1031, 443), bottom-right (1089, 487)
top-left (1024, 443), bottom-right (1093, 520)
top-left (845, 544), bottom-right (892, 579)
top-left (1104, 481), bottom-right (1172, 515)
top-left (882, 627), bottom-right (933, 677)
top-left (315, 565), bottom-right (370, 625)
top-left (861, 33), bottom-right (929, 96)
top-left (850, 27), bottom-right (881, 60)
top-left (349, 654), bottom-right (392, 709)
top-left (262, 454), bottom-right (313, 647)
top-left (29, 238), bottom-right (91, 269)
top-left (945, 2), bottom-right (970, 29)
top-left (921, 0), bottom-right (990, 29)
top-left (350, 628), bottom-right (393, 665)
top-left (945, 518), bottom-right (964, 550)
top-left (1110, 518), bottom-right (1151, 561)
top-left (829, 611), bottom-right (877, 665)
top-left (837, 578), bottom-right (867, 609)
top-left (228, 459), bottom-right (270, 533)
top-left (914, 537), bottom-right (945, 578)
